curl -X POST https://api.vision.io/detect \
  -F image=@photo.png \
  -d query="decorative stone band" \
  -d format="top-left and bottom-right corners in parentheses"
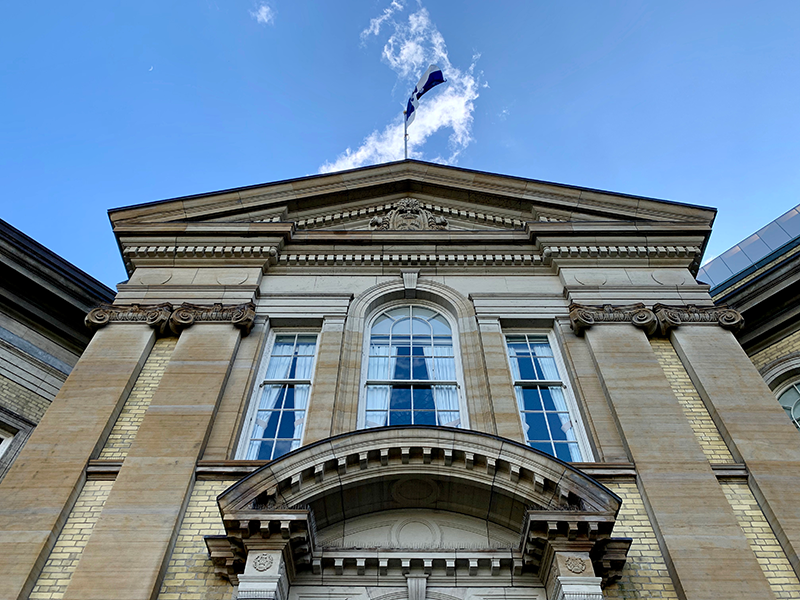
top-left (542, 244), bottom-right (701, 261)
top-left (85, 302), bottom-right (256, 336)
top-left (569, 302), bottom-right (744, 337)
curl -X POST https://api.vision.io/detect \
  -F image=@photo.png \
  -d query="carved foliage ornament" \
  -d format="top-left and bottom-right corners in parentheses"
top-left (86, 302), bottom-right (256, 336)
top-left (370, 198), bottom-right (448, 231)
top-left (565, 556), bottom-right (587, 574)
top-left (252, 553), bottom-right (274, 572)
top-left (569, 302), bottom-right (744, 337)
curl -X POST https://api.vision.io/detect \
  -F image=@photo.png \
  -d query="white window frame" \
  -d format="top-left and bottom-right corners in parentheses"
top-left (236, 329), bottom-right (320, 460)
top-left (503, 329), bottom-right (593, 462)
top-left (358, 300), bottom-right (470, 430)
top-left (0, 427), bottom-right (13, 461)
top-left (773, 379), bottom-right (800, 429)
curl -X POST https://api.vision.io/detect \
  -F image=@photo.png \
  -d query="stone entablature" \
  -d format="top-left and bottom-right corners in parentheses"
top-left (569, 302), bottom-right (744, 337)
top-left (85, 302), bottom-right (256, 336)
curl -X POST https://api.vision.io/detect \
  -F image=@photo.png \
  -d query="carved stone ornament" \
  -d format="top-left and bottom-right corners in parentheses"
top-left (369, 198), bottom-right (448, 231)
top-left (565, 556), bottom-right (587, 574)
top-left (569, 302), bottom-right (743, 337)
top-left (569, 303), bottom-right (658, 337)
top-left (85, 302), bottom-right (256, 337)
top-left (652, 303), bottom-right (745, 334)
top-left (85, 303), bottom-right (173, 334)
top-left (252, 553), bottom-right (274, 572)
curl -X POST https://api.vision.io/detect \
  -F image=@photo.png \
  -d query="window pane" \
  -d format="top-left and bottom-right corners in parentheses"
top-left (414, 410), bottom-right (436, 425)
top-left (413, 386), bottom-right (435, 410)
top-left (390, 410), bottom-right (412, 425)
top-left (411, 317), bottom-right (431, 335)
top-left (277, 408), bottom-right (297, 438)
top-left (273, 440), bottom-right (295, 459)
top-left (516, 356), bottom-right (537, 380)
top-left (412, 357), bottom-right (430, 379)
top-left (247, 440), bottom-right (274, 460)
top-left (522, 412), bottom-right (549, 441)
top-left (537, 357), bottom-right (559, 380)
top-left (516, 387), bottom-right (543, 411)
top-left (265, 355), bottom-right (292, 379)
top-left (259, 385), bottom-right (286, 410)
top-left (434, 357), bottom-right (456, 381)
top-left (366, 385), bottom-right (390, 410)
top-left (529, 441), bottom-right (554, 455)
top-left (296, 336), bottom-right (317, 354)
top-left (438, 411), bottom-right (460, 427)
top-left (778, 385), bottom-right (800, 410)
top-left (546, 412), bottom-right (574, 442)
top-left (365, 411), bottom-right (387, 428)
top-left (431, 315), bottom-right (451, 335)
top-left (393, 318), bottom-right (411, 335)
top-left (541, 386), bottom-right (569, 411)
top-left (434, 385), bottom-right (459, 411)
top-left (271, 336), bottom-right (296, 355)
top-left (371, 315), bottom-right (392, 334)
top-left (254, 411), bottom-right (280, 438)
top-left (554, 442), bottom-right (582, 462)
top-left (390, 385), bottom-right (412, 409)
top-left (413, 306), bottom-right (437, 320)
top-left (392, 356), bottom-right (411, 379)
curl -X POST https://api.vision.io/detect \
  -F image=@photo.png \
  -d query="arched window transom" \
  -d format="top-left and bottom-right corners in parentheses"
top-left (777, 382), bottom-right (800, 429)
top-left (364, 306), bottom-right (460, 428)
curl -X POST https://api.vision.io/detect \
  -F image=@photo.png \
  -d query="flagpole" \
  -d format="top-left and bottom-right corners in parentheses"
top-left (403, 110), bottom-right (408, 160)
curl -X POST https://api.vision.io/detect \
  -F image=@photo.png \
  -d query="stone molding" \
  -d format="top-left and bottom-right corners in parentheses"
top-left (568, 302), bottom-right (744, 337)
top-left (85, 302), bottom-right (256, 336)
top-left (205, 428), bottom-right (631, 587)
top-left (542, 244), bottom-right (701, 261)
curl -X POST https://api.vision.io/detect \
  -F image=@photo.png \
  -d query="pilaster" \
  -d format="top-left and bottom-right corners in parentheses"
top-left (672, 325), bottom-right (800, 575)
top-left (304, 316), bottom-right (346, 444)
top-left (476, 317), bottom-right (524, 441)
top-left (62, 322), bottom-right (243, 600)
top-left (0, 324), bottom-right (155, 600)
top-left (583, 322), bottom-right (774, 599)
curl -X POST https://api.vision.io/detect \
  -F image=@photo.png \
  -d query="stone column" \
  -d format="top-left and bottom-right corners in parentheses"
top-left (304, 316), bottom-right (346, 444)
top-left (0, 324), bottom-right (155, 600)
top-left (476, 317), bottom-right (524, 441)
top-left (62, 322), bottom-right (243, 600)
top-left (672, 324), bottom-right (800, 573)
top-left (238, 546), bottom-right (289, 600)
top-left (583, 323), bottom-right (774, 599)
top-left (545, 551), bottom-right (603, 600)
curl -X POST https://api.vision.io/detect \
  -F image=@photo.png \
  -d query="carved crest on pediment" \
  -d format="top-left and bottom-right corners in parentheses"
top-left (369, 198), bottom-right (448, 231)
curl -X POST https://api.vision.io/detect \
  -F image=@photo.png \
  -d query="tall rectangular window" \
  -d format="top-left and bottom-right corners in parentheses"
top-left (506, 334), bottom-right (583, 462)
top-left (243, 333), bottom-right (318, 460)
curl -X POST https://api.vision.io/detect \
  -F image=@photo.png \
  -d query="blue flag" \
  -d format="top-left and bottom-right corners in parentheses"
top-left (405, 65), bottom-right (446, 125)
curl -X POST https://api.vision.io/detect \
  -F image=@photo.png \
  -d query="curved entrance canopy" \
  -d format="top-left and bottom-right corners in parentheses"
top-left (207, 427), bottom-right (630, 590)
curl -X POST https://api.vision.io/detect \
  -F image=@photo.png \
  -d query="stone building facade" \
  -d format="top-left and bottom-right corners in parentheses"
top-left (1, 161), bottom-right (799, 600)
top-left (0, 219), bottom-right (114, 481)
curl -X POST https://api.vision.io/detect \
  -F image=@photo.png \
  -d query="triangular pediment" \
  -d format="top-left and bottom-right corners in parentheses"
top-left (108, 160), bottom-right (716, 230)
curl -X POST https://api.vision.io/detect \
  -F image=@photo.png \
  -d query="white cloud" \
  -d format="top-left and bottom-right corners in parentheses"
top-left (251, 3), bottom-right (275, 25)
top-left (320, 3), bottom-right (480, 174)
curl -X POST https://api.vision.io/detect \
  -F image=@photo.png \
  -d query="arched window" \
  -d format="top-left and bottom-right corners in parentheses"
top-left (362, 305), bottom-right (461, 428)
top-left (776, 381), bottom-right (800, 430)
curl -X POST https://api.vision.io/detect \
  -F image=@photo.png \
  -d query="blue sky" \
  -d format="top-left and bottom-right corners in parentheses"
top-left (2, 1), bottom-right (799, 287)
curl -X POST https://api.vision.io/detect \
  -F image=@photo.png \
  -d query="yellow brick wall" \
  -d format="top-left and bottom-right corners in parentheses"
top-left (603, 481), bottom-right (679, 599)
top-left (157, 479), bottom-right (234, 600)
top-left (99, 337), bottom-right (177, 460)
top-left (29, 480), bottom-right (113, 600)
top-left (721, 480), bottom-right (800, 599)
top-left (650, 338), bottom-right (736, 464)
top-left (750, 329), bottom-right (800, 372)
top-left (0, 372), bottom-right (50, 424)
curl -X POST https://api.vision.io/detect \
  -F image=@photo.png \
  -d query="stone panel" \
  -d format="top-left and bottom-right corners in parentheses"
top-left (61, 325), bottom-right (240, 600)
top-left (722, 480), bottom-right (800, 600)
top-left (650, 338), bottom-right (735, 464)
top-left (29, 481), bottom-right (113, 600)
top-left (157, 479), bottom-right (234, 600)
top-left (672, 325), bottom-right (800, 574)
top-left (476, 318), bottom-right (523, 442)
top-left (304, 317), bottom-right (346, 444)
top-left (0, 325), bottom-right (155, 600)
top-left (99, 337), bottom-right (177, 460)
top-left (585, 325), bottom-right (774, 599)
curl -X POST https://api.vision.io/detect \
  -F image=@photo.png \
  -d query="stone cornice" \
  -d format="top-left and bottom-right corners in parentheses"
top-left (85, 302), bottom-right (256, 336)
top-left (569, 302), bottom-right (744, 337)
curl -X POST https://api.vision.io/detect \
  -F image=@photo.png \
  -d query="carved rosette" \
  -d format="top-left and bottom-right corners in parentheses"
top-left (569, 302), bottom-right (744, 337)
top-left (86, 302), bottom-right (256, 337)
top-left (369, 198), bottom-right (448, 231)
top-left (85, 303), bottom-right (173, 334)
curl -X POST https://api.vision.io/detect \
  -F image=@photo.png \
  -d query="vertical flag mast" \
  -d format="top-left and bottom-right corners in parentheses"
top-left (404, 65), bottom-right (446, 159)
